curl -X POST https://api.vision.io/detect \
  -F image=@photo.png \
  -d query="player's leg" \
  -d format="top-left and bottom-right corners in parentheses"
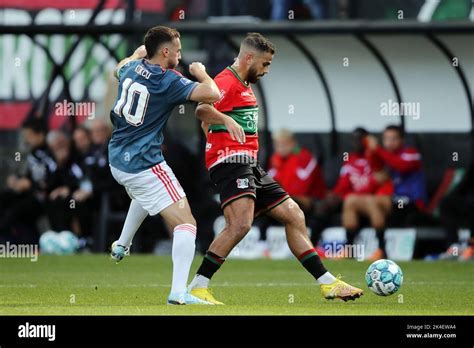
top-left (209, 197), bottom-right (255, 256)
top-left (252, 159), bottom-right (364, 302)
top-left (111, 199), bottom-right (148, 261)
top-left (342, 194), bottom-right (389, 249)
top-left (341, 194), bottom-right (361, 246)
top-left (342, 194), bottom-right (391, 229)
top-left (110, 162), bottom-right (209, 304)
top-left (267, 198), bottom-right (363, 301)
top-left (363, 195), bottom-right (391, 229)
top-left (189, 196), bottom-right (255, 304)
top-left (342, 194), bottom-right (392, 260)
top-left (266, 198), bottom-right (336, 283)
top-left (158, 196), bottom-right (200, 302)
top-left (251, 165), bottom-right (336, 284)
top-left (151, 162), bottom-right (211, 304)
top-left (369, 195), bottom-right (392, 260)
top-left (109, 167), bottom-right (149, 262)
top-left (189, 160), bottom-right (257, 304)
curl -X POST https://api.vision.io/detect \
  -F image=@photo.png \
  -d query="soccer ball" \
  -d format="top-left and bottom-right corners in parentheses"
top-left (57, 231), bottom-right (79, 254)
top-left (39, 231), bottom-right (61, 254)
top-left (39, 230), bottom-right (79, 254)
top-left (365, 259), bottom-right (403, 296)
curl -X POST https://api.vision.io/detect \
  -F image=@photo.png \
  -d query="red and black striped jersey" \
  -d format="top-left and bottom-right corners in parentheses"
top-left (205, 66), bottom-right (259, 169)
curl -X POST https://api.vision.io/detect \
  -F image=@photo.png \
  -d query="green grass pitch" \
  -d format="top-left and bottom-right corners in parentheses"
top-left (0, 255), bottom-right (473, 315)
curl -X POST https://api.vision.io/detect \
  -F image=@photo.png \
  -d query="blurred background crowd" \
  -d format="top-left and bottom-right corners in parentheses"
top-left (2, 118), bottom-right (473, 261)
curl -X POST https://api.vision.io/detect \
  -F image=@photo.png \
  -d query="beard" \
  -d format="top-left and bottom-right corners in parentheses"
top-left (247, 65), bottom-right (263, 84)
top-left (167, 59), bottom-right (178, 69)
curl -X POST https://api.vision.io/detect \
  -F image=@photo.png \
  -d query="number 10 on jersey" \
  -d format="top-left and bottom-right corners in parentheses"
top-left (113, 77), bottom-right (150, 126)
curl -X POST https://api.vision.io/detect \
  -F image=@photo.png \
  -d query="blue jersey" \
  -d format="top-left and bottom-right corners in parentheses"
top-left (109, 59), bottom-right (197, 173)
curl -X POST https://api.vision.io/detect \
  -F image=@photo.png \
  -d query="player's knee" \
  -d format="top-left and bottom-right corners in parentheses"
top-left (173, 215), bottom-right (196, 229)
top-left (343, 217), bottom-right (358, 231)
top-left (288, 205), bottom-right (306, 229)
top-left (371, 217), bottom-right (385, 230)
top-left (344, 194), bottom-right (358, 208)
top-left (228, 219), bottom-right (252, 239)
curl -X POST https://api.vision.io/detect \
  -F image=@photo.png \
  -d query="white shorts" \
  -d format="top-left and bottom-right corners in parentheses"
top-left (110, 161), bottom-right (186, 216)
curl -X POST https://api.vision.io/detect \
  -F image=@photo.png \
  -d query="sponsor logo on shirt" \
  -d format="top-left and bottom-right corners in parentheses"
top-left (180, 77), bottom-right (193, 86)
top-left (236, 178), bottom-right (249, 189)
top-left (215, 89), bottom-right (226, 105)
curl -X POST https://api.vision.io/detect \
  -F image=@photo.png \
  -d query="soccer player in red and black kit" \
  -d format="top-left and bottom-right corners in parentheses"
top-left (189, 33), bottom-right (363, 304)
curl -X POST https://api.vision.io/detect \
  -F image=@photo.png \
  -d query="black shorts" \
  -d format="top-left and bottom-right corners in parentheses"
top-left (209, 157), bottom-right (290, 216)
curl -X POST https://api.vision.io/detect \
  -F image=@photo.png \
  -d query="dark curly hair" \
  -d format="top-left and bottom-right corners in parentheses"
top-left (144, 26), bottom-right (180, 59)
top-left (242, 32), bottom-right (275, 54)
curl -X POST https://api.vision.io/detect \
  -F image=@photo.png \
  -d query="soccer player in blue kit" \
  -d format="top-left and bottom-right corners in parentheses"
top-left (108, 26), bottom-right (244, 305)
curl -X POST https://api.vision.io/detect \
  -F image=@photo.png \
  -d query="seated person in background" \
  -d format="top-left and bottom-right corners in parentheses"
top-left (72, 120), bottom-right (127, 244)
top-left (366, 125), bottom-right (427, 213)
top-left (71, 125), bottom-right (97, 240)
top-left (0, 118), bottom-right (55, 242)
top-left (268, 129), bottom-right (327, 212)
top-left (365, 125), bottom-right (427, 258)
top-left (73, 125), bottom-right (93, 164)
top-left (439, 161), bottom-right (474, 260)
top-left (334, 128), bottom-right (394, 259)
top-left (72, 125), bottom-right (94, 201)
top-left (46, 130), bottom-right (92, 235)
top-left (87, 119), bottom-right (126, 207)
top-left (90, 119), bottom-right (110, 152)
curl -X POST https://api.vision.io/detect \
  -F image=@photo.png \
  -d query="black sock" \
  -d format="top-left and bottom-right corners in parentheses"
top-left (298, 248), bottom-right (328, 280)
top-left (196, 251), bottom-right (226, 280)
top-left (376, 229), bottom-right (386, 253)
top-left (346, 228), bottom-right (358, 245)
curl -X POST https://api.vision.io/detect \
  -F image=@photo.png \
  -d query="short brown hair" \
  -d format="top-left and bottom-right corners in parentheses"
top-left (144, 26), bottom-right (180, 58)
top-left (242, 32), bottom-right (275, 54)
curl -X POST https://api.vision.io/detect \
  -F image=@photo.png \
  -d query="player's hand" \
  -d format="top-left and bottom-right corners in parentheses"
top-left (133, 45), bottom-right (147, 59)
top-left (189, 62), bottom-right (208, 81)
top-left (224, 116), bottom-right (245, 144)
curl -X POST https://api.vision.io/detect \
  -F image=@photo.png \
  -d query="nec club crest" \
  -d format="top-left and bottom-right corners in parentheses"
top-left (215, 89), bottom-right (226, 105)
top-left (236, 178), bottom-right (249, 189)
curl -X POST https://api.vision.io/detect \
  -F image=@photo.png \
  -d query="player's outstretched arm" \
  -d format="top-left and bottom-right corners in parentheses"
top-left (113, 45), bottom-right (147, 80)
top-left (195, 103), bottom-right (245, 144)
top-left (188, 62), bottom-right (220, 103)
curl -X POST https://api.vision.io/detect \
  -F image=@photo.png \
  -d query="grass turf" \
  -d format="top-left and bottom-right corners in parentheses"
top-left (0, 255), bottom-right (473, 315)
